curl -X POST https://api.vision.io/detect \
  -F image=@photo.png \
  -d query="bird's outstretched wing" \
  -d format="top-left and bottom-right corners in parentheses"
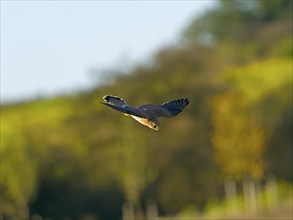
top-left (137, 98), bottom-right (189, 118)
top-left (101, 95), bottom-right (145, 118)
top-left (158, 98), bottom-right (189, 117)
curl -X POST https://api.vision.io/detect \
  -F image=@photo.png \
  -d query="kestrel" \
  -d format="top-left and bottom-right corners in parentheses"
top-left (101, 95), bottom-right (189, 131)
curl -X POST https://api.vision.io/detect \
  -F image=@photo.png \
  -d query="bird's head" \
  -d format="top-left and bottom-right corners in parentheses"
top-left (147, 120), bottom-right (160, 131)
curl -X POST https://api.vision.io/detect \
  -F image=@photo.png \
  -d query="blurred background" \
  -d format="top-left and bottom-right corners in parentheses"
top-left (1, 0), bottom-right (292, 220)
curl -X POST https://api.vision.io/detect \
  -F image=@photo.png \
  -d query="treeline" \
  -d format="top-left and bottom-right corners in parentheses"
top-left (1, 0), bottom-right (292, 219)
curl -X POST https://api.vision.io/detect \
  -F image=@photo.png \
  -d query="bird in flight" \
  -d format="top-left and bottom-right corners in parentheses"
top-left (101, 95), bottom-right (189, 131)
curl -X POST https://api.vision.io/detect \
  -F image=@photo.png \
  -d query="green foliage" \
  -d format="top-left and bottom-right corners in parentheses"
top-left (183, 0), bottom-right (292, 59)
top-left (194, 180), bottom-right (292, 219)
top-left (222, 59), bottom-right (292, 104)
top-left (211, 58), bottom-right (292, 180)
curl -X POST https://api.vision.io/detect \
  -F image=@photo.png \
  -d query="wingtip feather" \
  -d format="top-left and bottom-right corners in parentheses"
top-left (103, 95), bottom-right (124, 102)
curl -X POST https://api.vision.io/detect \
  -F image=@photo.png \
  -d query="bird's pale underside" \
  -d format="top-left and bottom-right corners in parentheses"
top-left (101, 95), bottom-right (189, 131)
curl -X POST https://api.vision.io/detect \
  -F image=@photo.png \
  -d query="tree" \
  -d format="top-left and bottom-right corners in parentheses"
top-left (211, 91), bottom-right (265, 180)
top-left (211, 58), bottom-right (292, 180)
